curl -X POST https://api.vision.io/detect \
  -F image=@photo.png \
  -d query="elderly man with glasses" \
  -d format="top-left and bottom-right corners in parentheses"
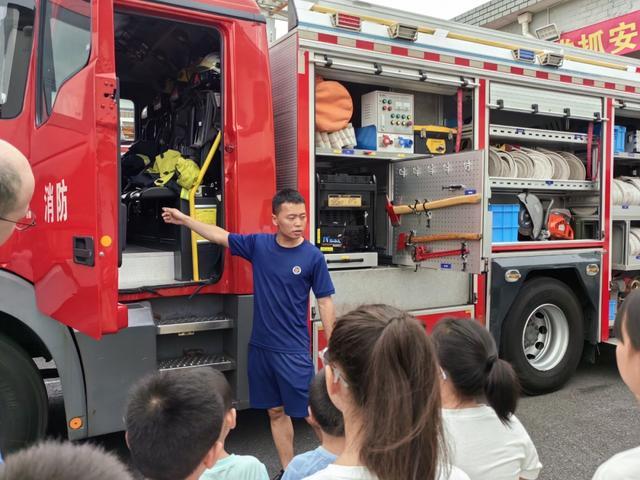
top-left (0, 140), bottom-right (35, 246)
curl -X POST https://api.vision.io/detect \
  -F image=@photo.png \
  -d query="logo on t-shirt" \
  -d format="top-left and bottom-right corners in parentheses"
top-left (292, 265), bottom-right (302, 275)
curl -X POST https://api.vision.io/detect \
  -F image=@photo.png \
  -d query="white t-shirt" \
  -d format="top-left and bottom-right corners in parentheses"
top-left (592, 446), bottom-right (640, 480)
top-left (302, 464), bottom-right (470, 480)
top-left (443, 405), bottom-right (542, 480)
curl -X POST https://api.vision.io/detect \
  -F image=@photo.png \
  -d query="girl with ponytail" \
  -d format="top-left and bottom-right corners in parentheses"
top-left (432, 318), bottom-right (542, 480)
top-left (304, 304), bottom-right (469, 480)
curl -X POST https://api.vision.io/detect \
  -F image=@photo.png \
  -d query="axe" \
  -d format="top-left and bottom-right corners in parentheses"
top-left (397, 232), bottom-right (483, 251)
top-left (385, 194), bottom-right (481, 226)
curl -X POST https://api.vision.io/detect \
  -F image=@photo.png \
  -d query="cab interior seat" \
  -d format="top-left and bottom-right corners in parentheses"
top-left (114, 11), bottom-right (221, 248)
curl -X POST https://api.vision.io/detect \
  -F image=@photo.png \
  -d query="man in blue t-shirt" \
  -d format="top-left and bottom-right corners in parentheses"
top-left (162, 189), bottom-right (336, 471)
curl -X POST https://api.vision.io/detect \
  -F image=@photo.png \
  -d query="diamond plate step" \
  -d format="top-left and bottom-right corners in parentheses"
top-left (155, 315), bottom-right (234, 335)
top-left (157, 354), bottom-right (236, 372)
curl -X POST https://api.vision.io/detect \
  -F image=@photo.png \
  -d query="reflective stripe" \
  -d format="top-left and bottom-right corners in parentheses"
top-left (302, 29), bottom-right (640, 93)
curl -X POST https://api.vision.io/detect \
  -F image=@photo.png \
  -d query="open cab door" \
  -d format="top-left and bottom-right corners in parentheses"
top-left (31, 0), bottom-right (122, 338)
top-left (390, 150), bottom-right (486, 273)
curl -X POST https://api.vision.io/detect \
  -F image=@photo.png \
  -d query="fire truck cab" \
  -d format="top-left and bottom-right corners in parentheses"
top-left (0, 0), bottom-right (273, 452)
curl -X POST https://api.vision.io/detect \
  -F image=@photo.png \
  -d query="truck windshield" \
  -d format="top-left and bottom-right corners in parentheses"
top-left (0, 1), bottom-right (35, 119)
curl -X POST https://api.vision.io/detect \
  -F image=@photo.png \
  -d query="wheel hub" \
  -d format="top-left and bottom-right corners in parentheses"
top-left (521, 303), bottom-right (570, 371)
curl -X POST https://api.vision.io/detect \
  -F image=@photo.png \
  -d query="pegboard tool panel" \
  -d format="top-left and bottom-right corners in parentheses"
top-left (391, 150), bottom-right (485, 273)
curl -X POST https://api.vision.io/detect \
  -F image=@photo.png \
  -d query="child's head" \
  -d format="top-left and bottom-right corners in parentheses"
top-left (0, 441), bottom-right (133, 480)
top-left (323, 304), bottom-right (445, 480)
top-left (308, 369), bottom-right (344, 438)
top-left (209, 369), bottom-right (237, 442)
top-left (125, 369), bottom-right (225, 480)
top-left (431, 318), bottom-right (519, 423)
top-left (615, 289), bottom-right (640, 399)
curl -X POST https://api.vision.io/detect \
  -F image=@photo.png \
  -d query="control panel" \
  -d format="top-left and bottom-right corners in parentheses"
top-left (361, 91), bottom-right (415, 153)
top-left (362, 91), bottom-right (414, 134)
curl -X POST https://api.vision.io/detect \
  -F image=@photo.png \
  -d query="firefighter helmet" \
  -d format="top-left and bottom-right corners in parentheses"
top-left (196, 53), bottom-right (221, 74)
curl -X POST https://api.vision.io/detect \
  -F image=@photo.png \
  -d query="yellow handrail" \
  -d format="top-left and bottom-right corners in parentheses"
top-left (190, 131), bottom-right (222, 281)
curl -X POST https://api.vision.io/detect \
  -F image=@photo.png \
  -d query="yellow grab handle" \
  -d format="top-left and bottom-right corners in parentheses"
top-left (190, 131), bottom-right (222, 281)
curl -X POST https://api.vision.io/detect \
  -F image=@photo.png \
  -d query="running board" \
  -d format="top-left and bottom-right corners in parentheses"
top-left (157, 354), bottom-right (236, 372)
top-left (156, 315), bottom-right (234, 335)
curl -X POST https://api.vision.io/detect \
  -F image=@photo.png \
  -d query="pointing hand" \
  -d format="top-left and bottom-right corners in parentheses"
top-left (162, 207), bottom-right (189, 226)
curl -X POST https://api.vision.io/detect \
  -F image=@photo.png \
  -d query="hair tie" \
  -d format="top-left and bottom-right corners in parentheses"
top-left (485, 354), bottom-right (497, 373)
top-left (383, 316), bottom-right (404, 330)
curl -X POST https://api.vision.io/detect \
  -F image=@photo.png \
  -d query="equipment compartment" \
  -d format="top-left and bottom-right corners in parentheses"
top-left (312, 72), bottom-right (477, 270)
top-left (611, 105), bottom-right (640, 274)
top-left (316, 173), bottom-right (376, 254)
top-left (488, 87), bottom-right (604, 245)
top-left (611, 97), bottom-right (640, 337)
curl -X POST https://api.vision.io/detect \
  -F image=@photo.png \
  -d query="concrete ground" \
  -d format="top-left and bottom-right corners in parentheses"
top-left (44, 344), bottom-right (639, 479)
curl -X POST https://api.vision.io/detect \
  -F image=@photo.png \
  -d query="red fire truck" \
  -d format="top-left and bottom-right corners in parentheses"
top-left (1, 0), bottom-right (640, 453)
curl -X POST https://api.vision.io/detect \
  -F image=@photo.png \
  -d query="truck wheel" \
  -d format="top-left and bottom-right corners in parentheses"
top-left (0, 334), bottom-right (48, 453)
top-left (501, 277), bottom-right (584, 394)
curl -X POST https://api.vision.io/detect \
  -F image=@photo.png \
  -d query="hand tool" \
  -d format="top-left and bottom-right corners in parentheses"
top-left (385, 194), bottom-right (481, 226)
top-left (396, 231), bottom-right (482, 251)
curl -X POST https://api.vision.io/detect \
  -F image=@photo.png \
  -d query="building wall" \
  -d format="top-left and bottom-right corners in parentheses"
top-left (455, 0), bottom-right (552, 28)
top-left (456, 0), bottom-right (640, 38)
top-left (501, 0), bottom-right (640, 36)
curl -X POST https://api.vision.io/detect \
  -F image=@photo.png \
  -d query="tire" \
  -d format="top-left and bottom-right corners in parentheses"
top-left (501, 277), bottom-right (584, 394)
top-left (0, 334), bottom-right (48, 454)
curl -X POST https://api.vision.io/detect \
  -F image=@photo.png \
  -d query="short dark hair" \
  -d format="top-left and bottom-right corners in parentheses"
top-left (432, 318), bottom-right (520, 424)
top-left (210, 369), bottom-right (233, 411)
top-left (0, 440), bottom-right (133, 480)
top-left (125, 369), bottom-right (225, 480)
top-left (309, 370), bottom-right (344, 437)
top-left (0, 162), bottom-right (21, 217)
top-left (615, 289), bottom-right (640, 351)
top-left (272, 188), bottom-right (305, 214)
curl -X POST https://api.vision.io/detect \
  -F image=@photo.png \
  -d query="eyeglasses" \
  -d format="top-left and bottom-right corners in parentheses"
top-left (319, 347), bottom-right (349, 388)
top-left (0, 209), bottom-right (36, 231)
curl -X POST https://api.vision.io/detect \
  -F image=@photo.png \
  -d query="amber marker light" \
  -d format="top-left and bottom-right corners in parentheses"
top-left (100, 235), bottom-right (113, 247)
top-left (69, 417), bottom-right (84, 430)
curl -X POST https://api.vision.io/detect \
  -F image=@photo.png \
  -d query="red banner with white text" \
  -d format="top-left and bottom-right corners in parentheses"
top-left (558, 11), bottom-right (640, 55)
